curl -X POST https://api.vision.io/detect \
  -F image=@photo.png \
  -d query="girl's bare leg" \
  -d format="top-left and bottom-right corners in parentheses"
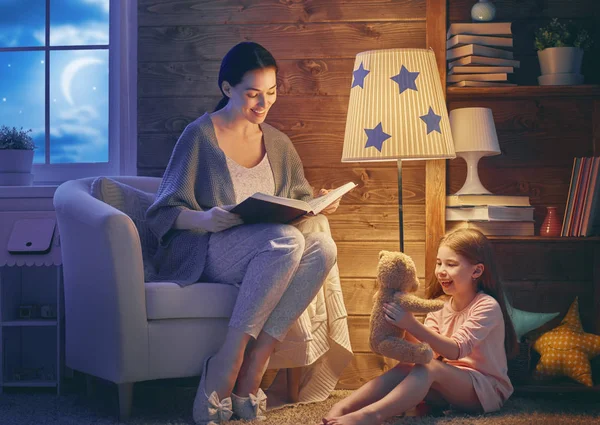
top-left (322, 364), bottom-right (413, 423)
top-left (327, 360), bottom-right (481, 425)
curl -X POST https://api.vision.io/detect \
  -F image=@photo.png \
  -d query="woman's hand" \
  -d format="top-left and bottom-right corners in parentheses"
top-left (383, 302), bottom-right (416, 330)
top-left (317, 188), bottom-right (341, 215)
top-left (195, 206), bottom-right (243, 232)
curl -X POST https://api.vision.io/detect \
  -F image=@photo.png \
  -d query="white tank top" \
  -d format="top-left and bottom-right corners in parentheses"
top-left (225, 153), bottom-right (276, 204)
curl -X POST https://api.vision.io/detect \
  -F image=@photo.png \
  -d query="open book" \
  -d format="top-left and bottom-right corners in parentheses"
top-left (231, 181), bottom-right (357, 224)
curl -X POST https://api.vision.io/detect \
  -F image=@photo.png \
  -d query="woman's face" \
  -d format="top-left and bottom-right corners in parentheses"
top-left (435, 244), bottom-right (482, 298)
top-left (224, 67), bottom-right (277, 124)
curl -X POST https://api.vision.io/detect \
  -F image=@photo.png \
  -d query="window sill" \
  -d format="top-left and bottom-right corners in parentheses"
top-left (0, 185), bottom-right (59, 199)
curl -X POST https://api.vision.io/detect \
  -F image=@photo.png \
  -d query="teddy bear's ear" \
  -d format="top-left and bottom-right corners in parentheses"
top-left (379, 250), bottom-right (389, 259)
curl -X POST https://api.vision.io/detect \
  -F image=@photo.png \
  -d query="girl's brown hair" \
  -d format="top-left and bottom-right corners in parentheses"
top-left (426, 228), bottom-right (518, 359)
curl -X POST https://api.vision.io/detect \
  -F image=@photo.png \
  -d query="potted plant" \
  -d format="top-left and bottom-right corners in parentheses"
top-left (534, 18), bottom-right (593, 85)
top-left (0, 126), bottom-right (36, 186)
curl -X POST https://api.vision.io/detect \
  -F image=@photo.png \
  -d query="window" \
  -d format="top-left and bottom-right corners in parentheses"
top-left (0, 0), bottom-right (136, 184)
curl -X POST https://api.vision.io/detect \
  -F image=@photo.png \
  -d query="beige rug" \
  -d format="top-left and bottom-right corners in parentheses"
top-left (245, 390), bottom-right (600, 425)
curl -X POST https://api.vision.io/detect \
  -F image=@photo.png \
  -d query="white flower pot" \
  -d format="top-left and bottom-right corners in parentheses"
top-left (538, 47), bottom-right (583, 75)
top-left (0, 150), bottom-right (34, 186)
top-left (0, 172), bottom-right (34, 186)
top-left (0, 149), bottom-right (34, 173)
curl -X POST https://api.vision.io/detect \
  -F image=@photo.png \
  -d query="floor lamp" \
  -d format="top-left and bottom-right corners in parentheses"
top-left (341, 49), bottom-right (456, 252)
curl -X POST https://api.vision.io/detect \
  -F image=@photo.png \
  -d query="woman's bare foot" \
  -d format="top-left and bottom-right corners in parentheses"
top-left (205, 354), bottom-right (241, 400)
top-left (326, 409), bottom-right (381, 425)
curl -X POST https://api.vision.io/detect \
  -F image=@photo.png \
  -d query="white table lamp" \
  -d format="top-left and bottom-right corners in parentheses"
top-left (341, 48), bottom-right (456, 251)
top-left (449, 107), bottom-right (501, 195)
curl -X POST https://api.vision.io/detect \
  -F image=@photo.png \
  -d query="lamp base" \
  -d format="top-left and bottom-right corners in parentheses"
top-left (455, 151), bottom-right (493, 195)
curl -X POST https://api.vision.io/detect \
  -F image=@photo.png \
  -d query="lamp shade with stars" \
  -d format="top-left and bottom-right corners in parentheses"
top-left (341, 49), bottom-right (456, 162)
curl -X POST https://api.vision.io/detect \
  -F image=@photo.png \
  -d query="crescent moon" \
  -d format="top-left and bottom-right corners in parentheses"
top-left (61, 57), bottom-right (104, 106)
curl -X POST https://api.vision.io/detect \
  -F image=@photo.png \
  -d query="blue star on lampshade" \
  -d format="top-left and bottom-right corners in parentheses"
top-left (420, 107), bottom-right (442, 134)
top-left (364, 123), bottom-right (391, 152)
top-left (351, 62), bottom-right (370, 89)
top-left (390, 65), bottom-right (419, 94)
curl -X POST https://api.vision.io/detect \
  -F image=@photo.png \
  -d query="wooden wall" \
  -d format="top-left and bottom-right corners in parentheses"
top-left (137, 0), bottom-right (429, 389)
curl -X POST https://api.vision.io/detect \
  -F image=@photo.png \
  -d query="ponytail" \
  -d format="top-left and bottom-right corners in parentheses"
top-left (213, 96), bottom-right (229, 112)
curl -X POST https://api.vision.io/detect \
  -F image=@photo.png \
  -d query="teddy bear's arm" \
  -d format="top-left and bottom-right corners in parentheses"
top-left (394, 293), bottom-right (445, 313)
top-left (375, 337), bottom-right (434, 364)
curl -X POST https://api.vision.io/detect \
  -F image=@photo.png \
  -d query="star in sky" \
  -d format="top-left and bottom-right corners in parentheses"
top-left (351, 62), bottom-right (370, 89)
top-left (364, 123), bottom-right (391, 152)
top-left (420, 107), bottom-right (442, 134)
top-left (390, 65), bottom-right (419, 94)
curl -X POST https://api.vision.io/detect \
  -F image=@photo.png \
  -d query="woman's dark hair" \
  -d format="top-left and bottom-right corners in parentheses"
top-left (213, 42), bottom-right (278, 112)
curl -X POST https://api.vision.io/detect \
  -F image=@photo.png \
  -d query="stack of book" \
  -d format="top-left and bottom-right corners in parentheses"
top-left (446, 22), bottom-right (520, 87)
top-left (562, 157), bottom-right (600, 237)
top-left (445, 193), bottom-right (534, 236)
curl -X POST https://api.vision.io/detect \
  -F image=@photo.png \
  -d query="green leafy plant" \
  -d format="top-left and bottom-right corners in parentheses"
top-left (534, 18), bottom-right (593, 51)
top-left (0, 126), bottom-right (36, 150)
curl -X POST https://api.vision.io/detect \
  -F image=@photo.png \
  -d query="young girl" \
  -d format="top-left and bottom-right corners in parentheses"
top-left (323, 228), bottom-right (518, 425)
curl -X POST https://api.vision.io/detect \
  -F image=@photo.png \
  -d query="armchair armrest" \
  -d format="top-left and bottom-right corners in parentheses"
top-left (54, 180), bottom-right (149, 383)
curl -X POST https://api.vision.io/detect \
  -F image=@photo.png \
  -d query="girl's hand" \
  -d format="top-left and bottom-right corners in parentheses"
top-left (317, 188), bottom-right (341, 215)
top-left (383, 302), bottom-right (416, 329)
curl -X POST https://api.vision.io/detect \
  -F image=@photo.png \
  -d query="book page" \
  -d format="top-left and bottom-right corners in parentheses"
top-left (250, 192), bottom-right (311, 211)
top-left (307, 182), bottom-right (357, 214)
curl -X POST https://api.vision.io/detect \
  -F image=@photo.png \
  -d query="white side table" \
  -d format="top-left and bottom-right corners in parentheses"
top-left (0, 186), bottom-right (63, 394)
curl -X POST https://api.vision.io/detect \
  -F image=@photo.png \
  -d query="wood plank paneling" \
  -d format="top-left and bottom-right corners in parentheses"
top-left (138, 96), bottom-right (349, 134)
top-left (304, 166), bottom-right (424, 205)
top-left (341, 278), bottom-right (427, 315)
top-left (139, 59), bottom-right (356, 97)
top-left (328, 204), bottom-right (424, 242)
top-left (138, 23), bottom-right (426, 62)
top-left (337, 242), bottom-right (424, 278)
top-left (138, 0), bottom-right (427, 26)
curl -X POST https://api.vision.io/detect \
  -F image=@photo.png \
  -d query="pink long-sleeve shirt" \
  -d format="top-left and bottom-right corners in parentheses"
top-left (424, 292), bottom-right (513, 413)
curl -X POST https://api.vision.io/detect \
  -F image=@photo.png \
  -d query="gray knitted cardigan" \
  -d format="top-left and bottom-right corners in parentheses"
top-left (145, 113), bottom-right (314, 286)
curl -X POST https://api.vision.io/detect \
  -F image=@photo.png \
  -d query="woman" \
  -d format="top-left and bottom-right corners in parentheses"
top-left (145, 42), bottom-right (352, 424)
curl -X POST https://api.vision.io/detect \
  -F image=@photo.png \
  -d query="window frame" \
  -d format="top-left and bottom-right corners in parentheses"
top-left (0, 0), bottom-right (137, 184)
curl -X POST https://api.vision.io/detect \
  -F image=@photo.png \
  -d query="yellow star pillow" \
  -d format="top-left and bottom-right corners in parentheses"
top-left (533, 297), bottom-right (600, 387)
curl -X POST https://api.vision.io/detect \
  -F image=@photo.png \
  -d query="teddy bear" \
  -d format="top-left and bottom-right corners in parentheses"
top-left (369, 250), bottom-right (445, 364)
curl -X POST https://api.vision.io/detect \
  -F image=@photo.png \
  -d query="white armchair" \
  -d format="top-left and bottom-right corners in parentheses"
top-left (54, 176), bottom-right (239, 419)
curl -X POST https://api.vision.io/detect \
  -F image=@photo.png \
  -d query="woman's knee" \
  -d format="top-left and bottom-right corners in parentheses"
top-left (258, 224), bottom-right (306, 255)
top-left (304, 232), bottom-right (337, 271)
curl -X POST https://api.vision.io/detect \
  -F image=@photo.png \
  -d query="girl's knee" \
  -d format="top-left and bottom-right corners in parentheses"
top-left (411, 363), bottom-right (433, 383)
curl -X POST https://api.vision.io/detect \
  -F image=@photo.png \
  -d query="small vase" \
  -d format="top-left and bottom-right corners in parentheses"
top-left (471, 0), bottom-right (496, 22)
top-left (540, 206), bottom-right (561, 237)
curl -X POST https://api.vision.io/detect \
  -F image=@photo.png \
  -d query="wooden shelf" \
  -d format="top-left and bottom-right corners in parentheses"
top-left (515, 382), bottom-right (600, 394)
top-left (447, 84), bottom-right (600, 100)
top-left (2, 380), bottom-right (57, 388)
top-left (487, 236), bottom-right (600, 243)
top-left (1, 320), bottom-right (57, 327)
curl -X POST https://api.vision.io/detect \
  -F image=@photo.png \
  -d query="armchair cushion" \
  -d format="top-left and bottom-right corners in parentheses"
top-left (145, 281), bottom-right (239, 320)
top-left (90, 177), bottom-right (158, 278)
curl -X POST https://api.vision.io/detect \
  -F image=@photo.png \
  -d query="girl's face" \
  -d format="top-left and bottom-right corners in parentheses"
top-left (435, 244), bottom-right (482, 298)
top-left (224, 67), bottom-right (277, 125)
